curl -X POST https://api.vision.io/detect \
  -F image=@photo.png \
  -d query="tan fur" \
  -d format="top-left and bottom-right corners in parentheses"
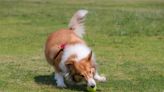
top-left (45, 29), bottom-right (85, 72)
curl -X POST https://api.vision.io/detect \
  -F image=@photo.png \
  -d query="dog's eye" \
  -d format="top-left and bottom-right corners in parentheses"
top-left (81, 75), bottom-right (84, 78)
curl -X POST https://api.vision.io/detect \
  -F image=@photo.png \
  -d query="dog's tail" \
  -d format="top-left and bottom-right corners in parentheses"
top-left (68, 10), bottom-right (88, 38)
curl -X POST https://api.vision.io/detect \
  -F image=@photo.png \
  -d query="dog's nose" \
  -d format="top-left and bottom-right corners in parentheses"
top-left (88, 78), bottom-right (96, 88)
top-left (90, 85), bottom-right (95, 88)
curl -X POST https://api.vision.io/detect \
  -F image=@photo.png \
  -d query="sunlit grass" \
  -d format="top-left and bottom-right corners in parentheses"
top-left (0, 0), bottom-right (164, 92)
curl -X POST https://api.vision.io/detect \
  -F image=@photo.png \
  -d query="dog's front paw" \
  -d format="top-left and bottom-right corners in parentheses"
top-left (57, 82), bottom-right (67, 88)
top-left (55, 73), bottom-right (67, 88)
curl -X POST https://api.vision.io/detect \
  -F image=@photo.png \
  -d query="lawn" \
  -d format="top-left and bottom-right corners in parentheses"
top-left (0, 0), bottom-right (164, 92)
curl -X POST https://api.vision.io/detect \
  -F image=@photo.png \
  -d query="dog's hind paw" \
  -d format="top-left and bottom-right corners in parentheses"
top-left (98, 76), bottom-right (106, 82)
top-left (94, 74), bottom-right (106, 82)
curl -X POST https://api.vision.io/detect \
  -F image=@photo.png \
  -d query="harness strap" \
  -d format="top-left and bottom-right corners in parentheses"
top-left (53, 44), bottom-right (66, 60)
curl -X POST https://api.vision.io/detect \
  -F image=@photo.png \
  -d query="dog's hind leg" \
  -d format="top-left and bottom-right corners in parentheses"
top-left (94, 72), bottom-right (106, 82)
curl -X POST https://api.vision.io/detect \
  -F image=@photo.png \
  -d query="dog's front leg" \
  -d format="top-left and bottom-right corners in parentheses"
top-left (55, 72), bottom-right (66, 87)
top-left (94, 72), bottom-right (106, 82)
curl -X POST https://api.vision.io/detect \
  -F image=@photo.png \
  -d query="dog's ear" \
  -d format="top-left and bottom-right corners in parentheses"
top-left (65, 58), bottom-right (77, 68)
top-left (87, 50), bottom-right (92, 61)
top-left (65, 55), bottom-right (77, 66)
top-left (65, 59), bottom-right (77, 73)
top-left (65, 59), bottom-right (75, 65)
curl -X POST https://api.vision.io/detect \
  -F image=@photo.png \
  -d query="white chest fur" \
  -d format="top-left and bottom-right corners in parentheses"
top-left (59, 44), bottom-right (92, 73)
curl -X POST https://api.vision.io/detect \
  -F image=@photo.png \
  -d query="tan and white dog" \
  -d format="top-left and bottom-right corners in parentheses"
top-left (44, 10), bottom-right (106, 88)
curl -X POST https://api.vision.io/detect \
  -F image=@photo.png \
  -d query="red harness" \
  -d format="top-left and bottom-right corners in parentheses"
top-left (60, 44), bottom-right (66, 49)
top-left (53, 43), bottom-right (66, 60)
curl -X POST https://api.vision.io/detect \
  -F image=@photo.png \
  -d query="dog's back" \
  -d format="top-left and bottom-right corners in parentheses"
top-left (45, 10), bottom-right (88, 72)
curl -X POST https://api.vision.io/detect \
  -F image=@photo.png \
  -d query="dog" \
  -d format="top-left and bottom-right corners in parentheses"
top-left (44, 10), bottom-right (106, 88)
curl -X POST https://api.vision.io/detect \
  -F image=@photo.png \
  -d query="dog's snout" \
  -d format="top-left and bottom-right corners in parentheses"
top-left (90, 85), bottom-right (95, 88)
top-left (87, 78), bottom-right (96, 88)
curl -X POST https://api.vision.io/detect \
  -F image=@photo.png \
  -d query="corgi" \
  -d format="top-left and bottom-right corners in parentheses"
top-left (44, 10), bottom-right (106, 88)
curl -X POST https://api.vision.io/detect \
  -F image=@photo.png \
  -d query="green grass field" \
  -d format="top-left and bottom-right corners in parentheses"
top-left (0, 0), bottom-right (164, 92)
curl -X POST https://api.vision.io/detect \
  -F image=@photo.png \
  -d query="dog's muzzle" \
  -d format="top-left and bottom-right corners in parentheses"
top-left (87, 78), bottom-right (96, 88)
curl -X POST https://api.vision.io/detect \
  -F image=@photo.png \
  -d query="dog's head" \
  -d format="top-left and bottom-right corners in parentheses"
top-left (65, 51), bottom-right (96, 87)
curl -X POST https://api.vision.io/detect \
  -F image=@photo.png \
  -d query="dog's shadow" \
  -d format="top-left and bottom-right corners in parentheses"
top-left (34, 73), bottom-right (56, 86)
top-left (34, 73), bottom-right (89, 92)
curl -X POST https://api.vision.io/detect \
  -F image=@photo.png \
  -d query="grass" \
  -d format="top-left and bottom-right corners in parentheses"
top-left (0, 0), bottom-right (164, 92)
